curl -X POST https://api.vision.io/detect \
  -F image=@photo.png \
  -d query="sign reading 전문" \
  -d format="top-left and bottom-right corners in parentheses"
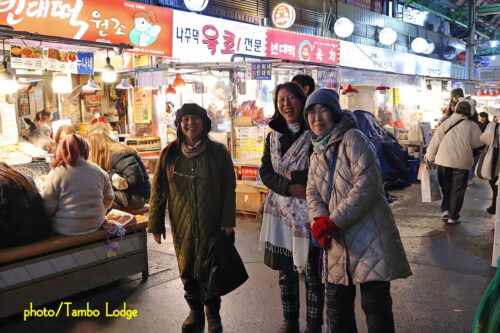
top-left (0, 0), bottom-right (173, 56)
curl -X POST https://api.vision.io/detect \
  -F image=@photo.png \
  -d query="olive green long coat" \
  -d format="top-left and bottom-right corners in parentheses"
top-left (148, 141), bottom-right (236, 280)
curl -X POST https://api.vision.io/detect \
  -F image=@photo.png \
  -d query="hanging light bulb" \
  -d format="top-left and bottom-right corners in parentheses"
top-left (52, 73), bottom-right (72, 94)
top-left (102, 56), bottom-right (117, 83)
top-left (173, 74), bottom-right (185, 87)
top-left (166, 84), bottom-right (176, 95)
top-left (342, 84), bottom-right (359, 97)
top-left (116, 77), bottom-right (133, 90)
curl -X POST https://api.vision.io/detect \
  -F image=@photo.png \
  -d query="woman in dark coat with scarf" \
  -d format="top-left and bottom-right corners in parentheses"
top-left (149, 103), bottom-right (236, 333)
top-left (259, 82), bottom-right (324, 333)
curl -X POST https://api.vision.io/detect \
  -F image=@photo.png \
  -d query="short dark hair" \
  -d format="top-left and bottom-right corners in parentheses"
top-left (291, 74), bottom-right (315, 93)
top-left (479, 112), bottom-right (489, 118)
top-left (451, 88), bottom-right (464, 98)
top-left (455, 101), bottom-right (471, 116)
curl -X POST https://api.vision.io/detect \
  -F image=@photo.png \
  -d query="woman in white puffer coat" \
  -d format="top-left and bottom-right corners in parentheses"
top-left (305, 88), bottom-right (411, 333)
top-left (426, 98), bottom-right (483, 224)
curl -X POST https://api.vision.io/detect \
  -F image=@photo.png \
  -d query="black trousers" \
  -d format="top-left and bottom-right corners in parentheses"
top-left (182, 278), bottom-right (220, 307)
top-left (325, 281), bottom-right (394, 333)
top-left (437, 166), bottom-right (469, 220)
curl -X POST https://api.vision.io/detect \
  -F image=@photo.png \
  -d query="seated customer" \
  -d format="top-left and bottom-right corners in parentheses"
top-left (42, 134), bottom-right (114, 236)
top-left (54, 124), bottom-right (76, 151)
top-left (0, 162), bottom-right (51, 247)
top-left (87, 129), bottom-right (150, 211)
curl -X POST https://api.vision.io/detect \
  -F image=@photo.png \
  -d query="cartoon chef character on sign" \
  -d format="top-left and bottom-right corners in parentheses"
top-left (129, 10), bottom-right (161, 47)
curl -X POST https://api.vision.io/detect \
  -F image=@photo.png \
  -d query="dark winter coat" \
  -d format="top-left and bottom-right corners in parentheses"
top-left (259, 116), bottom-right (310, 196)
top-left (0, 177), bottom-right (51, 248)
top-left (109, 152), bottom-right (151, 199)
top-left (148, 140), bottom-right (236, 280)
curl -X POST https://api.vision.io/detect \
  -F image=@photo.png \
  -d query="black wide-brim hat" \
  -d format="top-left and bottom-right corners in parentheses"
top-left (174, 103), bottom-right (212, 132)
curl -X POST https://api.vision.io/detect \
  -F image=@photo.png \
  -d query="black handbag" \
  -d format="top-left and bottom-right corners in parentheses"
top-left (204, 230), bottom-right (248, 297)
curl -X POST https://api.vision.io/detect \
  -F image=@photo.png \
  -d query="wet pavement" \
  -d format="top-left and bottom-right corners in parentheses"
top-left (0, 180), bottom-right (496, 333)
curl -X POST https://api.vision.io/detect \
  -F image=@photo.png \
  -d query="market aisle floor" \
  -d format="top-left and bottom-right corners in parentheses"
top-left (0, 180), bottom-right (496, 333)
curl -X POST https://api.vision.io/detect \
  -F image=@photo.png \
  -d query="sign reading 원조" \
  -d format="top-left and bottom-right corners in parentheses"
top-left (0, 0), bottom-right (173, 56)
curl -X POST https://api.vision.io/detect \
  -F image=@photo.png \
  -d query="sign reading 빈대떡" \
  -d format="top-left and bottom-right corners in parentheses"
top-left (0, 0), bottom-right (173, 56)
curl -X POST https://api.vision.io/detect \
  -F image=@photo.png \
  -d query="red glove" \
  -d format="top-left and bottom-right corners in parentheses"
top-left (312, 216), bottom-right (338, 250)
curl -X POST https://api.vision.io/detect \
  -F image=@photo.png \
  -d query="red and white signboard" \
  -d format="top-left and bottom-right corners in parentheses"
top-left (172, 10), bottom-right (267, 62)
top-left (272, 3), bottom-right (296, 29)
top-left (266, 29), bottom-right (340, 65)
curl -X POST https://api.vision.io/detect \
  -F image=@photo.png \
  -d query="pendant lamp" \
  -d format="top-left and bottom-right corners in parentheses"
top-left (102, 54), bottom-right (117, 83)
top-left (166, 84), bottom-right (176, 95)
top-left (173, 74), bottom-right (185, 87)
top-left (342, 84), bottom-right (359, 97)
top-left (82, 77), bottom-right (101, 92)
top-left (375, 86), bottom-right (390, 94)
top-left (116, 78), bottom-right (133, 90)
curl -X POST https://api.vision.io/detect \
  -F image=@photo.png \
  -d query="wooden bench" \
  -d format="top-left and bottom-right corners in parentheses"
top-left (0, 216), bottom-right (149, 318)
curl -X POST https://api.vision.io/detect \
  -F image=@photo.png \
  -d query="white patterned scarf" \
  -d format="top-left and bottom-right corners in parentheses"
top-left (259, 129), bottom-right (313, 272)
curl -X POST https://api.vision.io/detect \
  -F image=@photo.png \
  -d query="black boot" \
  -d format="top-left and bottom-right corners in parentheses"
top-left (205, 302), bottom-right (223, 333)
top-left (182, 303), bottom-right (205, 333)
top-left (277, 318), bottom-right (300, 333)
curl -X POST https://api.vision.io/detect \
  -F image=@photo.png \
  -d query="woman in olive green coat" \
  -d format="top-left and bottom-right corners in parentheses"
top-left (149, 103), bottom-right (236, 333)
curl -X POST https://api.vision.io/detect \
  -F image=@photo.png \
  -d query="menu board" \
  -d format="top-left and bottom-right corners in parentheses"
top-left (238, 127), bottom-right (265, 160)
top-left (133, 88), bottom-right (152, 124)
top-left (10, 45), bottom-right (78, 73)
top-left (135, 69), bottom-right (168, 88)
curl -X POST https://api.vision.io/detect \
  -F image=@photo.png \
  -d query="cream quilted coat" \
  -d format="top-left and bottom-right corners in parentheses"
top-left (307, 111), bottom-right (412, 285)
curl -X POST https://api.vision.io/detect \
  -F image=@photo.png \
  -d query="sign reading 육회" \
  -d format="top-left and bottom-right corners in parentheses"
top-left (0, 0), bottom-right (173, 56)
top-left (172, 10), bottom-right (266, 62)
top-left (266, 29), bottom-right (340, 65)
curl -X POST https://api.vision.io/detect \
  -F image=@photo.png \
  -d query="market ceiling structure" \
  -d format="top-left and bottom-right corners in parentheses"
top-left (405, 0), bottom-right (500, 39)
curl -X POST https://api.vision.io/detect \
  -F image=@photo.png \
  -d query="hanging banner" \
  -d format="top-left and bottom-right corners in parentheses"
top-left (339, 41), bottom-right (416, 74)
top-left (247, 63), bottom-right (272, 80)
top-left (172, 10), bottom-right (266, 62)
top-left (77, 53), bottom-right (95, 74)
top-left (0, 1), bottom-right (173, 56)
top-left (266, 29), bottom-right (340, 65)
top-left (10, 45), bottom-right (80, 73)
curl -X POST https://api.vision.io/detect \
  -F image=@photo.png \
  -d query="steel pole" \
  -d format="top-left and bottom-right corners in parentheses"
top-left (465, 0), bottom-right (476, 81)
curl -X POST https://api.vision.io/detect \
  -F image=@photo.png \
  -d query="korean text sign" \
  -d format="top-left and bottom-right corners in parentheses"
top-left (172, 10), bottom-right (266, 62)
top-left (250, 63), bottom-right (272, 80)
top-left (0, 0), bottom-right (173, 56)
top-left (266, 29), bottom-right (340, 65)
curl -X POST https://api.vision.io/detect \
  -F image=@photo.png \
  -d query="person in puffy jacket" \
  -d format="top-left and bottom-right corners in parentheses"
top-left (0, 162), bottom-right (51, 247)
top-left (148, 103), bottom-right (236, 333)
top-left (87, 126), bottom-right (150, 211)
top-left (305, 89), bottom-right (411, 333)
top-left (426, 98), bottom-right (483, 224)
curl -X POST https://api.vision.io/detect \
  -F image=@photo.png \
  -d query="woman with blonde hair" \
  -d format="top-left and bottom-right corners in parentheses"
top-left (87, 129), bottom-right (150, 211)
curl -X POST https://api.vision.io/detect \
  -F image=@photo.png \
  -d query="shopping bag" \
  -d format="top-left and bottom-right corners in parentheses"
top-left (421, 163), bottom-right (441, 202)
top-left (475, 123), bottom-right (499, 180)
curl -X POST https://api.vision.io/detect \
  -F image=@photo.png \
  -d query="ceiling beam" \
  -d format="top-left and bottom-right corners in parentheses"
top-left (452, 5), bottom-right (500, 17)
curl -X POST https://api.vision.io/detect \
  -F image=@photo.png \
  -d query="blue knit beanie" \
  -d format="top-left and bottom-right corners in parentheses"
top-left (304, 88), bottom-right (343, 123)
